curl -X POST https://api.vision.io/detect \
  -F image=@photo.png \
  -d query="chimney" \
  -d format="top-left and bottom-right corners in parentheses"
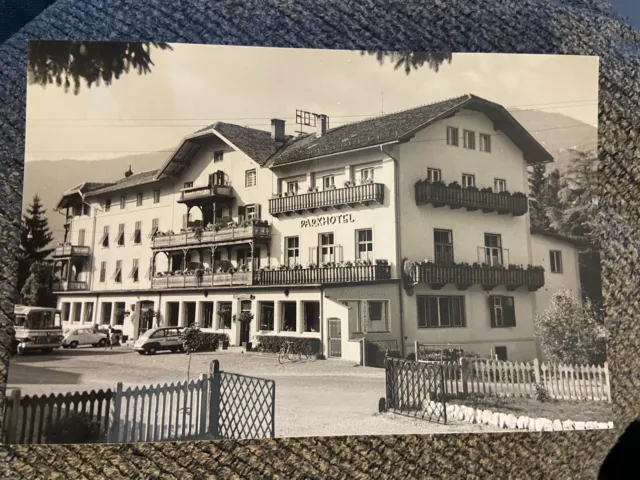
top-left (316, 114), bottom-right (328, 138)
top-left (271, 119), bottom-right (286, 142)
top-left (124, 165), bottom-right (133, 178)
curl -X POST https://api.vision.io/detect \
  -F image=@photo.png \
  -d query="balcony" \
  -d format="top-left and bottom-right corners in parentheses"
top-left (177, 184), bottom-right (234, 204)
top-left (406, 261), bottom-right (544, 292)
top-left (415, 181), bottom-right (528, 216)
top-left (53, 245), bottom-right (91, 258)
top-left (52, 281), bottom-right (89, 292)
top-left (151, 272), bottom-right (252, 289)
top-left (257, 264), bottom-right (392, 286)
top-left (152, 222), bottom-right (271, 249)
top-left (269, 183), bottom-right (385, 216)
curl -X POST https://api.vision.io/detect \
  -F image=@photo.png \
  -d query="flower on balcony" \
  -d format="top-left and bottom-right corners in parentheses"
top-left (480, 187), bottom-right (493, 194)
top-left (278, 264), bottom-right (289, 270)
top-left (375, 259), bottom-right (389, 266)
top-left (238, 263), bottom-right (250, 273)
top-left (342, 260), bottom-right (354, 267)
top-left (527, 265), bottom-right (545, 271)
top-left (466, 185), bottom-right (479, 192)
top-left (307, 262), bottom-right (318, 269)
top-left (354, 258), bottom-right (373, 266)
top-left (204, 267), bottom-right (212, 274)
top-left (360, 178), bottom-right (374, 185)
top-left (260, 265), bottom-right (272, 271)
top-left (344, 180), bottom-right (355, 188)
top-left (508, 264), bottom-right (524, 270)
top-left (307, 186), bottom-right (319, 193)
top-left (448, 180), bottom-right (462, 189)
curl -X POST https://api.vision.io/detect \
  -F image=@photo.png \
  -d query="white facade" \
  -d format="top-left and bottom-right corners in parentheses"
top-left (52, 95), bottom-right (583, 362)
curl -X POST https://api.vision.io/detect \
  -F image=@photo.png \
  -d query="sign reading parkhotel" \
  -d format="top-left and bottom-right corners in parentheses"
top-left (301, 213), bottom-right (356, 228)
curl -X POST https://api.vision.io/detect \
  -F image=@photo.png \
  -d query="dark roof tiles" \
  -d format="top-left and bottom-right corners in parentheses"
top-left (213, 122), bottom-right (289, 165)
top-left (83, 169), bottom-right (160, 196)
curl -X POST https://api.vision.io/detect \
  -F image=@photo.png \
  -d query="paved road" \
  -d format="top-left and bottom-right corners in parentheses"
top-left (7, 346), bottom-right (498, 438)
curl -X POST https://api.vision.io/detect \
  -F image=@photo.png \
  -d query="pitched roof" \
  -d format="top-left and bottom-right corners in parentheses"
top-left (530, 227), bottom-right (591, 248)
top-left (269, 94), bottom-right (554, 167)
top-left (84, 169), bottom-right (160, 196)
top-left (213, 122), bottom-right (289, 165)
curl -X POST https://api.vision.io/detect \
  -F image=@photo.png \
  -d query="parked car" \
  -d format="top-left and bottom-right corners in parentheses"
top-left (133, 327), bottom-right (185, 355)
top-left (62, 327), bottom-right (108, 348)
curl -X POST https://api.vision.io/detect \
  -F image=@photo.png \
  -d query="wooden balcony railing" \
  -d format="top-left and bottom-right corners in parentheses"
top-left (53, 245), bottom-right (91, 257)
top-left (415, 182), bottom-right (528, 216)
top-left (152, 224), bottom-right (271, 249)
top-left (52, 281), bottom-right (89, 292)
top-left (269, 183), bottom-right (385, 215)
top-left (151, 272), bottom-right (252, 289)
top-left (178, 184), bottom-right (233, 203)
top-left (410, 263), bottom-right (544, 291)
top-left (257, 265), bottom-right (391, 285)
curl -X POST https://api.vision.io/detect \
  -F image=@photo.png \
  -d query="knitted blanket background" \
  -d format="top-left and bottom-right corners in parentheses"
top-left (0, 0), bottom-right (638, 478)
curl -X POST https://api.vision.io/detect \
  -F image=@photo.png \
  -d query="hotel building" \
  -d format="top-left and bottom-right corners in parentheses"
top-left (52, 94), bottom-right (583, 362)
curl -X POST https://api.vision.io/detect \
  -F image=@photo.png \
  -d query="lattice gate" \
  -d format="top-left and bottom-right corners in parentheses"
top-left (385, 357), bottom-right (447, 424)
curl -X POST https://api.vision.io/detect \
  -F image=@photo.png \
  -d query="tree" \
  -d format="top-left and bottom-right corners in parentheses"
top-left (535, 289), bottom-right (606, 365)
top-left (362, 51), bottom-right (452, 75)
top-left (528, 164), bottom-right (550, 229)
top-left (27, 41), bottom-right (172, 95)
top-left (20, 262), bottom-right (56, 307)
top-left (18, 194), bottom-right (54, 298)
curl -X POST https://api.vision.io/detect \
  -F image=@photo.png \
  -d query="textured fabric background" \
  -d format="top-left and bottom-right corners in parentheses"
top-left (1, 0), bottom-right (639, 478)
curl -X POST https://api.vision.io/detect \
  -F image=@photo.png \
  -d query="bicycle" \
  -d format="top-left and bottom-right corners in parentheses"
top-left (278, 341), bottom-right (315, 364)
top-left (278, 341), bottom-right (294, 364)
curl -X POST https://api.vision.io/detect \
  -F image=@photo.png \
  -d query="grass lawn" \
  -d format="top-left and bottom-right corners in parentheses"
top-left (449, 396), bottom-right (613, 423)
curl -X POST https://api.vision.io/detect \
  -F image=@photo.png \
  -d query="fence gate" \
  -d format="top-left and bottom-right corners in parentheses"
top-left (385, 357), bottom-right (447, 424)
top-left (328, 318), bottom-right (342, 358)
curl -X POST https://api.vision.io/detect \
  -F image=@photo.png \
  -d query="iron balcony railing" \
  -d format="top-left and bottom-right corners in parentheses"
top-left (269, 183), bottom-right (385, 215)
top-left (415, 183), bottom-right (528, 216)
top-left (152, 224), bottom-right (271, 249)
top-left (178, 184), bottom-right (234, 203)
top-left (53, 245), bottom-right (91, 258)
top-left (411, 263), bottom-right (544, 290)
top-left (151, 272), bottom-right (253, 289)
top-left (52, 281), bottom-right (89, 292)
top-left (257, 265), bottom-right (391, 285)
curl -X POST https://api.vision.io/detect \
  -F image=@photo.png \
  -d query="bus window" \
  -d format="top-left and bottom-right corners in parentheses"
top-left (27, 311), bottom-right (57, 329)
top-left (14, 315), bottom-right (26, 327)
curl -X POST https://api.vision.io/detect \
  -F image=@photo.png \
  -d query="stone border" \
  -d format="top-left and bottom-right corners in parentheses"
top-left (424, 400), bottom-right (614, 432)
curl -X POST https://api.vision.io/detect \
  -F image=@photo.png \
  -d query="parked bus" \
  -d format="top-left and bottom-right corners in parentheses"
top-left (12, 305), bottom-right (64, 354)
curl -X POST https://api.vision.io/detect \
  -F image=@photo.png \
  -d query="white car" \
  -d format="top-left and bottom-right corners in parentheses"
top-left (133, 327), bottom-right (185, 355)
top-left (62, 327), bottom-right (108, 348)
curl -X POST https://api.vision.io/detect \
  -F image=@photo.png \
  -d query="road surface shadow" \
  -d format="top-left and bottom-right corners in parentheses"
top-left (7, 363), bottom-right (82, 385)
top-left (10, 348), bottom-right (133, 363)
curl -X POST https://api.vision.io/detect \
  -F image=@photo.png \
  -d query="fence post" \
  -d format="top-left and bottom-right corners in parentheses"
top-left (533, 358), bottom-right (541, 385)
top-left (414, 341), bottom-right (419, 360)
top-left (209, 360), bottom-right (221, 438)
top-left (384, 357), bottom-right (391, 410)
top-left (199, 374), bottom-right (208, 436)
top-left (603, 362), bottom-right (611, 402)
top-left (5, 389), bottom-right (21, 444)
top-left (361, 337), bottom-right (367, 367)
top-left (270, 382), bottom-right (276, 439)
top-left (108, 382), bottom-right (123, 443)
top-left (460, 358), bottom-right (469, 395)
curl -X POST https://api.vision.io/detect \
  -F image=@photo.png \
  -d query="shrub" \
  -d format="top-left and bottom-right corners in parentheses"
top-left (255, 335), bottom-right (321, 354)
top-left (180, 325), bottom-right (228, 353)
top-left (45, 411), bottom-right (103, 444)
top-left (534, 383), bottom-right (551, 403)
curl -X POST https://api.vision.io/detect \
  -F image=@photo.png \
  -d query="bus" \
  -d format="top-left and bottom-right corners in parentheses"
top-left (12, 305), bottom-right (64, 354)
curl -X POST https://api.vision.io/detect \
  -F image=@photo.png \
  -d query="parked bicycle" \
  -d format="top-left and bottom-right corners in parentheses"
top-left (278, 340), bottom-right (314, 364)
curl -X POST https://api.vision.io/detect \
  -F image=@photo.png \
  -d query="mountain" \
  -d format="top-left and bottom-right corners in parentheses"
top-left (22, 109), bottom-right (597, 245)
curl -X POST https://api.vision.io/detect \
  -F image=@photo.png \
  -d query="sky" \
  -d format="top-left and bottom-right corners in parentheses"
top-left (25, 45), bottom-right (599, 162)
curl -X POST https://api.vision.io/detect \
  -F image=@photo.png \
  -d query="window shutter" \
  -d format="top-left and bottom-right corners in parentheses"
top-left (361, 301), bottom-right (369, 334)
top-left (417, 297), bottom-right (426, 328)
top-left (256, 204), bottom-right (262, 219)
top-left (488, 296), bottom-right (496, 328)
top-left (238, 205), bottom-right (245, 221)
top-left (505, 298), bottom-right (516, 327)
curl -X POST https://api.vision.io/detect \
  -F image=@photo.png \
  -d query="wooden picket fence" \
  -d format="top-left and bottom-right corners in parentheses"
top-left (431, 358), bottom-right (610, 402)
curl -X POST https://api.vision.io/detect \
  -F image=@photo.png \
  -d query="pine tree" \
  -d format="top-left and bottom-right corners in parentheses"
top-left (528, 164), bottom-right (549, 228)
top-left (18, 194), bottom-right (54, 297)
top-left (20, 262), bottom-right (57, 308)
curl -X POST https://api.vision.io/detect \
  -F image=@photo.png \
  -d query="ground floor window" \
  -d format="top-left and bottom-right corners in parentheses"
top-left (218, 302), bottom-right (232, 329)
top-left (100, 303), bottom-right (112, 325)
top-left (365, 300), bottom-right (389, 333)
top-left (72, 303), bottom-right (82, 322)
top-left (259, 301), bottom-right (275, 331)
top-left (83, 302), bottom-right (94, 324)
top-left (489, 295), bottom-right (516, 327)
top-left (183, 302), bottom-right (196, 327)
top-left (417, 295), bottom-right (466, 328)
top-left (114, 302), bottom-right (126, 325)
top-left (304, 301), bottom-right (320, 333)
top-left (494, 346), bottom-right (508, 361)
top-left (281, 302), bottom-right (296, 332)
top-left (61, 302), bottom-right (71, 322)
top-left (166, 302), bottom-right (179, 327)
top-left (200, 302), bottom-right (214, 329)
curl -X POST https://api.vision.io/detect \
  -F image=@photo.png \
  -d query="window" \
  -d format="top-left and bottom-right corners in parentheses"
top-left (135, 192), bottom-right (142, 207)
top-left (462, 174), bottom-right (475, 188)
top-left (240, 300), bottom-right (252, 316)
top-left (72, 303), bottom-right (82, 322)
top-left (183, 181), bottom-right (193, 189)
top-left (426, 168), bottom-right (442, 183)
top-left (99, 262), bottom-right (107, 283)
top-left (151, 329), bottom-right (166, 339)
top-left (201, 302), bottom-right (214, 329)
top-left (356, 229), bottom-right (373, 261)
top-left (149, 218), bottom-right (159, 238)
top-left (83, 302), bottom-right (94, 324)
top-left (480, 133), bottom-right (492, 152)
top-left (83, 204), bottom-right (91, 216)
top-left (319, 232), bottom-right (335, 263)
top-left (286, 181), bottom-right (299, 194)
top-left (130, 258), bottom-right (139, 282)
top-left (285, 236), bottom-right (300, 266)
top-left (489, 296), bottom-right (516, 327)
top-left (133, 221), bottom-right (142, 244)
top-left (113, 260), bottom-right (122, 283)
top-left (245, 169), bottom-right (257, 188)
top-left (218, 302), bottom-right (232, 329)
top-left (101, 303), bottom-right (113, 325)
top-left (365, 300), bottom-right (389, 333)
top-left (303, 301), bottom-right (320, 332)
top-left (214, 150), bottom-right (224, 162)
top-left (153, 190), bottom-right (160, 204)
top-left (120, 196), bottom-right (126, 209)
top-left (417, 296), bottom-right (466, 328)
top-left (78, 229), bottom-right (86, 246)
top-left (322, 175), bottom-right (335, 190)
top-left (463, 130), bottom-right (476, 149)
top-left (494, 178), bottom-right (507, 192)
top-left (62, 303), bottom-right (71, 322)
top-left (259, 302), bottom-right (275, 331)
top-left (359, 167), bottom-right (374, 183)
top-left (494, 346), bottom-right (508, 361)
top-left (245, 204), bottom-right (257, 220)
top-left (281, 302), bottom-right (297, 332)
top-left (105, 199), bottom-right (111, 212)
top-left (434, 229), bottom-right (454, 264)
top-left (484, 234), bottom-right (503, 266)
top-left (73, 204), bottom-right (82, 216)
top-left (117, 223), bottom-right (125, 246)
top-left (101, 225), bottom-right (109, 248)
top-left (446, 126), bottom-right (459, 146)
top-left (550, 250), bottom-right (563, 273)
